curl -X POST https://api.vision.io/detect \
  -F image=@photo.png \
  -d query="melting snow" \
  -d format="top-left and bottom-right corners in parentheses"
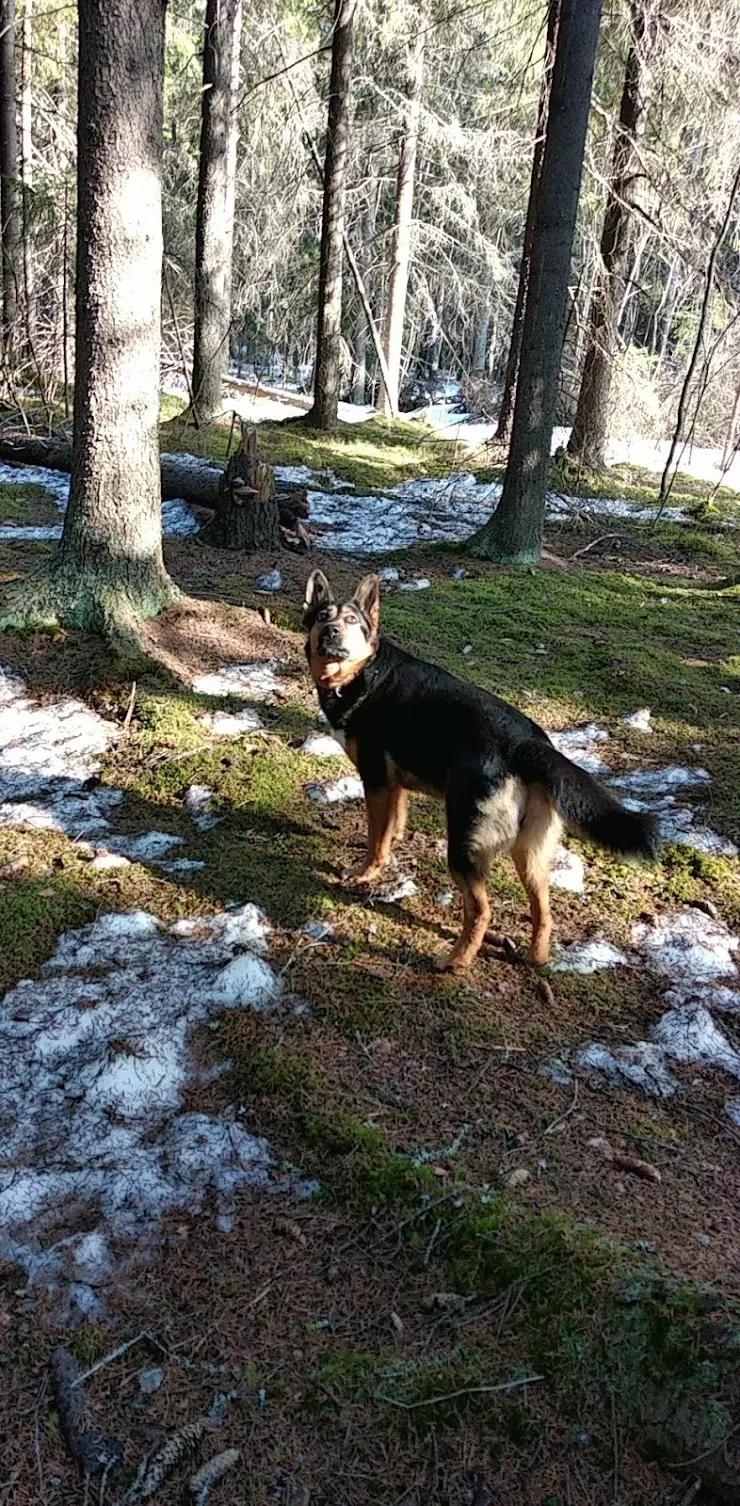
top-left (578, 1042), bottom-right (679, 1097)
top-left (548, 724), bottom-right (610, 774)
top-left (200, 707), bottom-right (265, 736)
top-left (652, 1005), bottom-right (740, 1079)
top-left (550, 939), bottom-right (629, 973)
top-left (192, 661), bottom-right (285, 699)
top-left (550, 845), bottom-right (585, 894)
top-left (623, 708), bottom-right (652, 733)
top-left (610, 765), bottom-right (712, 794)
top-left (631, 910), bottom-right (739, 981)
top-left (0, 904), bottom-right (297, 1318)
top-left (305, 775), bottom-right (364, 805)
top-left (300, 732), bottom-right (346, 757)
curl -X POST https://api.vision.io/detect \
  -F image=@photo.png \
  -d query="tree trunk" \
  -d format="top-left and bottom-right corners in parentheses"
top-left (308, 0), bottom-right (357, 432)
top-left (0, 0), bottom-right (180, 635)
top-left (351, 205), bottom-right (374, 403)
top-left (495, 0), bottom-right (561, 443)
top-left (19, 0), bottom-right (33, 349)
top-left (721, 378), bottom-right (740, 473)
top-left (376, 8), bottom-right (424, 418)
top-left (472, 304), bottom-right (491, 374)
top-left (204, 425), bottom-right (281, 550)
top-left (0, 0), bottom-right (21, 354)
top-left (191, 0), bottom-right (243, 423)
top-left (568, 1), bottom-right (656, 469)
top-left (470, 0), bottom-right (603, 563)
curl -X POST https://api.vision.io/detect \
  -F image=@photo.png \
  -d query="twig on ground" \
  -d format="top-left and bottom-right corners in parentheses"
top-left (544, 1078), bottom-right (579, 1135)
top-left (75, 1331), bottom-right (156, 1385)
top-left (570, 532), bottom-right (621, 560)
top-left (375, 1374), bottom-right (544, 1409)
top-left (50, 1349), bottom-right (123, 1478)
top-left (423, 1216), bottom-right (442, 1267)
top-left (122, 681), bottom-right (137, 732)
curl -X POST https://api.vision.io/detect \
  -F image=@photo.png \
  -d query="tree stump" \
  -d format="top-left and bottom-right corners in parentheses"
top-left (204, 424), bottom-right (282, 550)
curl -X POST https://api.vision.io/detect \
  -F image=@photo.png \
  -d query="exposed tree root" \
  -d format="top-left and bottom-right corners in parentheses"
top-left (0, 561), bottom-right (182, 659)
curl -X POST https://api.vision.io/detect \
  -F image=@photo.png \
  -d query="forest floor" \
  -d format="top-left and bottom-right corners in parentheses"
top-left (1, 409), bottom-right (740, 1506)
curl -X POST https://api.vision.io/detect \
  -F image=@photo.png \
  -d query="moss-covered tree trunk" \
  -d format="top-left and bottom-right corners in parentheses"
top-left (191, 0), bottom-right (243, 423)
top-left (470, 0), bottom-right (603, 564)
top-left (0, 0), bottom-right (21, 354)
top-left (1, 0), bottom-right (179, 638)
top-left (567, 1), bottom-right (656, 470)
top-left (308, 0), bottom-right (357, 433)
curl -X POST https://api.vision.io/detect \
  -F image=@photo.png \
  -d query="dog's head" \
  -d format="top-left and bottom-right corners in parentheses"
top-left (303, 570), bottom-right (380, 688)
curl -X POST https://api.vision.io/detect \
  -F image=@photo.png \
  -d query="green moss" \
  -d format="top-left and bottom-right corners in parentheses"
top-left (0, 481), bottom-right (61, 527)
top-left (0, 874), bottom-right (98, 995)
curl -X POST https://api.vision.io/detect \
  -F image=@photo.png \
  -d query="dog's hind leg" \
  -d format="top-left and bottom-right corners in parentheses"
top-left (436, 766), bottom-right (519, 971)
top-left (512, 789), bottom-right (562, 965)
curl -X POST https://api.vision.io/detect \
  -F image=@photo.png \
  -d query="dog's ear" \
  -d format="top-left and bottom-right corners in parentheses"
top-left (353, 574), bottom-right (381, 636)
top-left (303, 569), bottom-right (333, 626)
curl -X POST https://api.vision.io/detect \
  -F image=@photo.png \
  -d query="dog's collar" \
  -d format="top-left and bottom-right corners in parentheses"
top-left (320, 652), bottom-right (378, 727)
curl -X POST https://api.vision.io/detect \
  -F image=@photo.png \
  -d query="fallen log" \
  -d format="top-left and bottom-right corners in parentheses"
top-left (0, 430), bottom-right (309, 527)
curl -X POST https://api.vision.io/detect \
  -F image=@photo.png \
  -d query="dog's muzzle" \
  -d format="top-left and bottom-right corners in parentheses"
top-left (317, 626), bottom-right (350, 659)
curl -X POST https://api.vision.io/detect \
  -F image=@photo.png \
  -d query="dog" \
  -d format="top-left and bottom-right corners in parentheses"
top-left (303, 569), bottom-right (661, 971)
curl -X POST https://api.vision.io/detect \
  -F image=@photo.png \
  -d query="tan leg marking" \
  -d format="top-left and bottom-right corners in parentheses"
top-left (436, 871), bottom-right (491, 972)
top-left (349, 787), bottom-right (394, 884)
top-left (512, 789), bottom-right (563, 965)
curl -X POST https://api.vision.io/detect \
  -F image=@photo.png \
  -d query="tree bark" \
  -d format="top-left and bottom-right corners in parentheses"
top-left (470, 0), bottom-right (603, 563)
top-left (19, 0), bottom-right (33, 348)
top-left (472, 304), bottom-right (491, 375)
top-left (2, 0), bottom-right (180, 635)
top-left (204, 425), bottom-right (282, 550)
top-left (191, 0), bottom-right (243, 423)
top-left (568, 1), bottom-right (656, 469)
top-left (495, 0), bottom-right (561, 444)
top-left (0, 0), bottom-right (21, 353)
top-left (377, 7), bottom-right (425, 418)
top-left (351, 204), bottom-right (374, 403)
top-left (308, 0), bottom-right (357, 432)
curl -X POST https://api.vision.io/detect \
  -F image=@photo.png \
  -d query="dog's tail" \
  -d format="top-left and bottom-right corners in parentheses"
top-left (510, 739), bottom-right (661, 860)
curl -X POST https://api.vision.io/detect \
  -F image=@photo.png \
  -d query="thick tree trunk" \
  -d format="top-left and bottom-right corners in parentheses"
top-left (204, 425), bottom-right (281, 550)
top-left (308, 0), bottom-right (357, 432)
top-left (0, 0), bottom-right (180, 636)
top-left (351, 205), bottom-right (374, 403)
top-left (0, 0), bottom-right (21, 353)
top-left (495, 0), bottom-right (561, 444)
top-left (377, 10), bottom-right (424, 418)
top-left (470, 0), bottom-right (603, 563)
top-left (568, 1), bottom-right (656, 469)
top-left (191, 0), bottom-right (243, 423)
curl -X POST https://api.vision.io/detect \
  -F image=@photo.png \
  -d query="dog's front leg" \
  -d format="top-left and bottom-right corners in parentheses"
top-left (348, 785), bottom-right (396, 884)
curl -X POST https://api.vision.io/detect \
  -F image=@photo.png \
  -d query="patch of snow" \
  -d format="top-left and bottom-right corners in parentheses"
top-left (550, 845), bottom-right (585, 894)
top-left (162, 858), bottom-right (207, 876)
top-left (539, 1058), bottom-right (574, 1087)
top-left (305, 775), bottom-right (364, 805)
top-left (106, 831), bottom-right (185, 862)
top-left (577, 1041), bottom-right (678, 1097)
top-left (631, 910), bottom-right (739, 981)
top-left (0, 902), bottom-right (292, 1314)
top-left (374, 876), bottom-right (418, 903)
top-left (620, 790), bottom-right (737, 859)
top-left (377, 566), bottom-right (400, 581)
top-left (0, 459), bottom-right (70, 508)
top-left (436, 891), bottom-right (454, 908)
top-left (726, 1097), bottom-right (740, 1127)
top-left (0, 523), bottom-right (62, 541)
top-left (192, 661), bottom-right (284, 699)
top-left (550, 939), bottom-right (629, 974)
top-left (184, 784), bottom-right (220, 832)
top-left (300, 732), bottom-right (346, 758)
top-left (399, 578), bottom-right (430, 592)
top-left (610, 765), bottom-right (711, 794)
top-left (161, 498), bottom-right (201, 537)
top-left (200, 707), bottom-right (264, 736)
top-left (664, 983), bottom-right (740, 1014)
top-left (255, 570), bottom-right (282, 592)
top-left (623, 708), bottom-right (652, 733)
top-left (652, 1005), bottom-right (740, 1079)
top-left (548, 724), bottom-right (610, 775)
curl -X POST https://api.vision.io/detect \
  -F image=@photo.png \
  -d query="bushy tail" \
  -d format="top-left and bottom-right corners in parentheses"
top-left (510, 739), bottom-right (661, 860)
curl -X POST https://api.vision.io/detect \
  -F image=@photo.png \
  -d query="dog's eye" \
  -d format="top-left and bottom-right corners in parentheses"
top-left (344, 613), bottom-right (358, 625)
top-left (316, 606), bottom-right (332, 621)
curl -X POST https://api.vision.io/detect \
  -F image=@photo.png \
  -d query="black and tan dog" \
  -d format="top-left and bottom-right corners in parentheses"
top-left (304, 570), bottom-right (660, 971)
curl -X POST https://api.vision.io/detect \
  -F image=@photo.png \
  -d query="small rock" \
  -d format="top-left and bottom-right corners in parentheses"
top-left (90, 852), bottom-right (131, 872)
top-left (633, 1240), bottom-right (655, 1254)
top-left (377, 566), bottom-right (400, 582)
top-left (436, 891), bottom-right (454, 908)
top-left (506, 1167), bottom-right (531, 1189)
top-left (697, 1232), bottom-right (712, 1246)
top-left (452, 567), bottom-right (467, 579)
top-left (375, 876), bottom-right (418, 903)
top-left (138, 1367), bottom-right (164, 1394)
top-left (623, 707), bottom-right (652, 733)
top-left (461, 644), bottom-right (473, 656)
top-left (256, 570), bottom-right (282, 592)
top-left (301, 919), bottom-right (334, 941)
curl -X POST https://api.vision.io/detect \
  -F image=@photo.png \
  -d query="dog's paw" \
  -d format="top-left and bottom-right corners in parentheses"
top-left (345, 863), bottom-right (384, 887)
